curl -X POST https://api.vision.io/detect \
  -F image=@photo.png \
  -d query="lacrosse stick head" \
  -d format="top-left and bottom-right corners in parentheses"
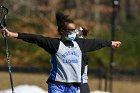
top-left (0, 6), bottom-right (8, 29)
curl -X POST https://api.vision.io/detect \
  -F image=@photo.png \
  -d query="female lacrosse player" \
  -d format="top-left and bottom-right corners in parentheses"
top-left (75, 27), bottom-right (90, 93)
top-left (1, 12), bottom-right (121, 93)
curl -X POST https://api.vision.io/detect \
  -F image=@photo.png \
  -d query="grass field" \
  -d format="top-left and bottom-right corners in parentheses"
top-left (0, 72), bottom-right (140, 93)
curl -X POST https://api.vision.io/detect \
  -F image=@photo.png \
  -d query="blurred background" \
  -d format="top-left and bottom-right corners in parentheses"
top-left (0, 0), bottom-right (140, 93)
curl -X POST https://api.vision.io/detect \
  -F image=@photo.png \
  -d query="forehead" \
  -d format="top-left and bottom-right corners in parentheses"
top-left (67, 23), bottom-right (76, 29)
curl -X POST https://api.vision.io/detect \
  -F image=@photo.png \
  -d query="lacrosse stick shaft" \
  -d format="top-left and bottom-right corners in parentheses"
top-left (4, 37), bottom-right (15, 93)
top-left (0, 6), bottom-right (15, 93)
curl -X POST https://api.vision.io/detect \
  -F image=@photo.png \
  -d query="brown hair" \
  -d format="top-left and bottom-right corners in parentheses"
top-left (82, 27), bottom-right (89, 37)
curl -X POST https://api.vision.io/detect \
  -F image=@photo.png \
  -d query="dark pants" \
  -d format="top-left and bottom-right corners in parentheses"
top-left (80, 83), bottom-right (90, 93)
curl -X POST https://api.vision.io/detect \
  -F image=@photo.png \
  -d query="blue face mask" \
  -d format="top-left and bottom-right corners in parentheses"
top-left (67, 33), bottom-right (76, 41)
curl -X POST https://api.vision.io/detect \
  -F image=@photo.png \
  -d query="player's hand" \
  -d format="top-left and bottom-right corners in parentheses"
top-left (1, 28), bottom-right (10, 37)
top-left (1, 28), bottom-right (18, 38)
top-left (112, 41), bottom-right (121, 48)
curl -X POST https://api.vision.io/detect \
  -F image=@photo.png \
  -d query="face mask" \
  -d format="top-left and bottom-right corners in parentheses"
top-left (67, 33), bottom-right (76, 41)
